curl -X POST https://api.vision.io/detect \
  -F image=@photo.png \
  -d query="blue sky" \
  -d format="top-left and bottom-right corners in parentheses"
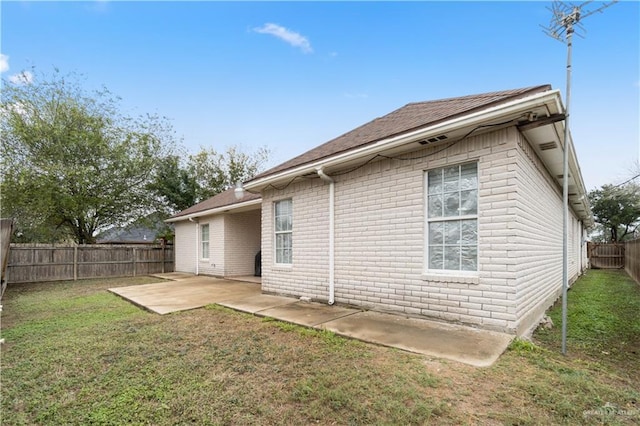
top-left (1, 1), bottom-right (638, 190)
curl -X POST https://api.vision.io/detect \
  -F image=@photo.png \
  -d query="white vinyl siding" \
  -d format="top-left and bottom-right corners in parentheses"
top-left (274, 199), bottom-right (293, 264)
top-left (426, 162), bottom-right (478, 272)
top-left (200, 224), bottom-right (209, 260)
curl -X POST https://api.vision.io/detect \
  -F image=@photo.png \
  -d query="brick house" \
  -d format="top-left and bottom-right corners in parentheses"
top-left (171, 85), bottom-right (593, 336)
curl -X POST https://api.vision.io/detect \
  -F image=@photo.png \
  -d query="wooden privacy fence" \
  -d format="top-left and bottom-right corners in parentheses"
top-left (6, 244), bottom-right (174, 284)
top-left (587, 242), bottom-right (625, 269)
top-left (625, 239), bottom-right (640, 285)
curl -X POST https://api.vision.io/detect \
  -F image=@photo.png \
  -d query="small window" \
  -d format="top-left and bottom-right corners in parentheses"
top-left (274, 199), bottom-right (292, 264)
top-left (200, 224), bottom-right (209, 260)
top-left (426, 163), bottom-right (478, 272)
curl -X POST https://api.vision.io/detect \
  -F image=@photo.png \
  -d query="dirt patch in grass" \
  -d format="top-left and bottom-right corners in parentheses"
top-left (2, 272), bottom-right (639, 425)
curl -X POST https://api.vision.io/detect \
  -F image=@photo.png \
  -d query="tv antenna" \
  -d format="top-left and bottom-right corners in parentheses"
top-left (542, 1), bottom-right (617, 356)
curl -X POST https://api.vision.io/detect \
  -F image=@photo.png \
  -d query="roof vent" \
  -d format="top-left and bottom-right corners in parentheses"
top-left (539, 141), bottom-right (557, 151)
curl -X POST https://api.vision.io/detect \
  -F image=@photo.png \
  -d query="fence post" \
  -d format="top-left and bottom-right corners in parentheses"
top-left (161, 244), bottom-right (165, 274)
top-left (73, 245), bottom-right (78, 281)
top-left (132, 247), bottom-right (136, 277)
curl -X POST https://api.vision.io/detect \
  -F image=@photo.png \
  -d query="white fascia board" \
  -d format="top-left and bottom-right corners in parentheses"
top-left (164, 198), bottom-right (262, 223)
top-left (245, 90), bottom-right (562, 191)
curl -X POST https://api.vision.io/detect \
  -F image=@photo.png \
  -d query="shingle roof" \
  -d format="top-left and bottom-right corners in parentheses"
top-left (169, 188), bottom-right (261, 220)
top-left (250, 85), bottom-right (551, 181)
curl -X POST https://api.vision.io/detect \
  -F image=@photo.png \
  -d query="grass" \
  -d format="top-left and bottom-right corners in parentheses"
top-left (536, 269), bottom-right (640, 372)
top-left (1, 271), bottom-right (639, 425)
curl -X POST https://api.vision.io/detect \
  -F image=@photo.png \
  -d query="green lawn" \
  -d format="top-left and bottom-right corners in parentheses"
top-left (1, 271), bottom-right (638, 425)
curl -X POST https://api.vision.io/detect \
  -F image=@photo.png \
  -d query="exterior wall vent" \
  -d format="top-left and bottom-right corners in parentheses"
top-left (420, 134), bottom-right (448, 145)
top-left (539, 141), bottom-right (557, 151)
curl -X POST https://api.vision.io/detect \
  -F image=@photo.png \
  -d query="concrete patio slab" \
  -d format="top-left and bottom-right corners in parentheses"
top-left (150, 272), bottom-right (196, 280)
top-left (321, 311), bottom-right (513, 367)
top-left (218, 294), bottom-right (296, 313)
top-left (109, 277), bottom-right (260, 315)
top-left (225, 275), bottom-right (261, 284)
top-left (258, 301), bottom-right (359, 327)
top-left (110, 275), bottom-right (513, 366)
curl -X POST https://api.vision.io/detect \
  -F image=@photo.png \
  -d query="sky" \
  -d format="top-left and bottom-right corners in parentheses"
top-left (1, 0), bottom-right (638, 191)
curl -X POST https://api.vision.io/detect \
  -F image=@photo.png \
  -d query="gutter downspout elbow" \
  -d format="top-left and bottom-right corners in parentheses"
top-left (316, 167), bottom-right (335, 305)
top-left (189, 217), bottom-right (199, 275)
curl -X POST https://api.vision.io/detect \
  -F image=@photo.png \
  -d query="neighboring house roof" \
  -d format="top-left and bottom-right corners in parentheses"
top-left (251, 85), bottom-right (551, 181)
top-left (97, 225), bottom-right (162, 244)
top-left (167, 188), bottom-right (261, 222)
top-left (97, 214), bottom-right (172, 244)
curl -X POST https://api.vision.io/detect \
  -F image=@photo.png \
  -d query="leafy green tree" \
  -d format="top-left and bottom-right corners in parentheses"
top-left (150, 145), bottom-right (270, 215)
top-left (148, 155), bottom-right (199, 213)
top-left (188, 145), bottom-right (270, 202)
top-left (0, 70), bottom-right (177, 243)
top-left (588, 183), bottom-right (640, 242)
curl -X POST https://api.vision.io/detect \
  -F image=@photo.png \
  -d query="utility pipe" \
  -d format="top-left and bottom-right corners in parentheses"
top-left (189, 217), bottom-right (199, 275)
top-left (316, 167), bottom-right (335, 305)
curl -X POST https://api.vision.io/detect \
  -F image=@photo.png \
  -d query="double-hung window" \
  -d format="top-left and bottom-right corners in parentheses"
top-left (200, 224), bottom-right (209, 260)
top-left (274, 199), bottom-right (293, 264)
top-left (426, 163), bottom-right (478, 272)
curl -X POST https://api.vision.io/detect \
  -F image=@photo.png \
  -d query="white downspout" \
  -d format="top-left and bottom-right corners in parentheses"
top-left (189, 217), bottom-right (199, 275)
top-left (316, 167), bottom-right (335, 305)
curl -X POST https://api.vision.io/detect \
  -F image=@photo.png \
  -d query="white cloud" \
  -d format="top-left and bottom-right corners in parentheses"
top-left (253, 23), bottom-right (313, 53)
top-left (9, 71), bottom-right (34, 85)
top-left (0, 54), bottom-right (9, 73)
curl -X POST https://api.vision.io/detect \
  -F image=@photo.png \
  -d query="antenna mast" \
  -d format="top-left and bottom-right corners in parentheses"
top-left (542, 0), bottom-right (617, 356)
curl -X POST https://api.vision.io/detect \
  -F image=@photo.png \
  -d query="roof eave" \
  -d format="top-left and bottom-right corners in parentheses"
top-left (519, 111), bottom-right (595, 227)
top-left (245, 89), bottom-right (563, 192)
top-left (165, 198), bottom-right (262, 223)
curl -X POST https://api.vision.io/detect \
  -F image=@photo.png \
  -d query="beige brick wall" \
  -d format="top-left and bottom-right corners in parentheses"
top-left (262, 128), bottom-right (521, 332)
top-left (225, 209), bottom-right (261, 276)
top-left (513, 132), bottom-right (583, 335)
top-left (262, 179), bottom-right (330, 300)
top-left (174, 209), bottom-right (261, 277)
top-left (174, 220), bottom-right (197, 273)
top-left (198, 215), bottom-right (225, 276)
top-left (261, 126), bottom-right (587, 334)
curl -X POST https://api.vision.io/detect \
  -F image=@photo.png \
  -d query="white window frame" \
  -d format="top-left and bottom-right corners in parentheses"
top-left (200, 224), bottom-right (209, 260)
top-left (424, 162), bottom-right (479, 279)
top-left (274, 199), bottom-right (293, 265)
